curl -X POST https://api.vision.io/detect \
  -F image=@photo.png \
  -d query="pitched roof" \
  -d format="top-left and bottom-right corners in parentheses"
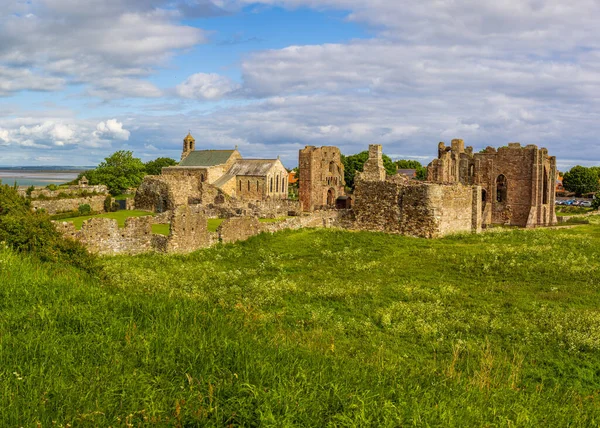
top-left (179, 150), bottom-right (235, 167)
top-left (226, 159), bottom-right (281, 176)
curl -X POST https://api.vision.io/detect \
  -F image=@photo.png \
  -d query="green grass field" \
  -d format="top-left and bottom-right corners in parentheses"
top-left (2, 217), bottom-right (600, 425)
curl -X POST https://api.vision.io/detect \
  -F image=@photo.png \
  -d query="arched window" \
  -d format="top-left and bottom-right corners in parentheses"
top-left (468, 164), bottom-right (475, 177)
top-left (543, 167), bottom-right (549, 204)
top-left (270, 177), bottom-right (273, 193)
top-left (200, 173), bottom-right (204, 183)
top-left (248, 180), bottom-right (250, 191)
top-left (329, 161), bottom-right (336, 173)
top-left (276, 175), bottom-right (279, 192)
top-left (257, 181), bottom-right (259, 192)
top-left (496, 174), bottom-right (507, 203)
top-left (239, 180), bottom-right (242, 191)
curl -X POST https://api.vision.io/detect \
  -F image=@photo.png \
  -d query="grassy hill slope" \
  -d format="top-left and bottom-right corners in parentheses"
top-left (2, 218), bottom-right (600, 426)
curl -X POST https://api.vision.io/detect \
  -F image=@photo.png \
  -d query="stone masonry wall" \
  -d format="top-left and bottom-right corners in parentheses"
top-left (32, 195), bottom-right (107, 214)
top-left (353, 174), bottom-right (479, 238)
top-left (217, 211), bottom-right (340, 244)
top-left (54, 216), bottom-right (154, 255)
top-left (164, 205), bottom-right (213, 253)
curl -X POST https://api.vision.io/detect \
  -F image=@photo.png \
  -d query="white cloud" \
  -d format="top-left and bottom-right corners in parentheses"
top-left (95, 119), bottom-right (131, 141)
top-left (176, 73), bottom-right (240, 100)
top-left (0, 1), bottom-right (207, 99)
top-left (0, 66), bottom-right (65, 96)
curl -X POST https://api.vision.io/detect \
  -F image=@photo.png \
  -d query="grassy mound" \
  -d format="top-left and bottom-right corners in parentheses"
top-left (2, 217), bottom-right (600, 425)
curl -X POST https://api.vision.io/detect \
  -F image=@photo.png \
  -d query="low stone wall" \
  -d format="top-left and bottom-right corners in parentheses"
top-left (557, 209), bottom-right (600, 223)
top-left (32, 195), bottom-right (107, 214)
top-left (18, 184), bottom-right (108, 198)
top-left (54, 216), bottom-right (154, 255)
top-left (218, 217), bottom-right (265, 244)
top-left (217, 211), bottom-right (341, 245)
top-left (352, 175), bottom-right (480, 238)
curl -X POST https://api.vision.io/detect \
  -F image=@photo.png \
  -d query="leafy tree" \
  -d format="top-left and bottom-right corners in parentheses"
top-left (395, 159), bottom-right (428, 181)
top-left (145, 157), bottom-right (177, 175)
top-left (562, 166), bottom-right (600, 196)
top-left (395, 159), bottom-right (422, 169)
top-left (78, 151), bottom-right (146, 196)
top-left (592, 193), bottom-right (600, 210)
top-left (341, 151), bottom-right (396, 190)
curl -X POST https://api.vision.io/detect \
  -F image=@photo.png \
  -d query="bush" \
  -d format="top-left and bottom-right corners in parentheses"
top-left (46, 184), bottom-right (59, 191)
top-left (78, 204), bottom-right (92, 215)
top-left (0, 183), bottom-right (100, 275)
top-left (104, 195), bottom-right (115, 212)
top-left (25, 185), bottom-right (35, 197)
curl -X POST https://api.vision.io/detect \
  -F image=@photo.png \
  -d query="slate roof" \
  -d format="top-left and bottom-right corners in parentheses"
top-left (212, 174), bottom-right (235, 189)
top-left (225, 159), bottom-right (280, 176)
top-left (179, 150), bottom-right (235, 167)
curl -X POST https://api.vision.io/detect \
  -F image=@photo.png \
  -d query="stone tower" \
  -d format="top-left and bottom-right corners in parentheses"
top-left (298, 146), bottom-right (345, 211)
top-left (360, 144), bottom-right (386, 181)
top-left (181, 132), bottom-right (196, 161)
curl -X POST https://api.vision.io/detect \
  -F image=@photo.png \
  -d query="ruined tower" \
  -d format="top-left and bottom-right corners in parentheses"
top-left (298, 146), bottom-right (345, 211)
top-left (427, 139), bottom-right (557, 227)
top-left (181, 132), bottom-right (196, 161)
top-left (360, 144), bottom-right (386, 181)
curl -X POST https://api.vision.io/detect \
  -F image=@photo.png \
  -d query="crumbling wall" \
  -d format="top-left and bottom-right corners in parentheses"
top-left (360, 144), bottom-right (386, 181)
top-left (353, 173), bottom-right (479, 238)
top-left (164, 205), bottom-right (212, 253)
top-left (427, 140), bottom-right (557, 227)
top-left (31, 195), bottom-right (107, 214)
top-left (218, 217), bottom-right (266, 244)
top-left (135, 175), bottom-right (199, 212)
top-left (54, 216), bottom-right (154, 255)
top-left (18, 184), bottom-right (108, 199)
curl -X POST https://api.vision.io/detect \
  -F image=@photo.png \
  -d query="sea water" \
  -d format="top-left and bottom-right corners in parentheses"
top-left (0, 171), bottom-right (80, 187)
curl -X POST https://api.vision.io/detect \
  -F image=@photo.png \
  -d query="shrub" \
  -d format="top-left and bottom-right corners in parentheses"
top-left (0, 183), bottom-right (100, 275)
top-left (57, 192), bottom-right (70, 199)
top-left (78, 204), bottom-right (92, 215)
top-left (25, 185), bottom-right (35, 197)
top-left (46, 184), bottom-right (59, 191)
top-left (104, 195), bottom-right (115, 212)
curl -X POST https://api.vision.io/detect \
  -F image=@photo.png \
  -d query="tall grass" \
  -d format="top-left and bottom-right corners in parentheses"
top-left (1, 216), bottom-right (600, 425)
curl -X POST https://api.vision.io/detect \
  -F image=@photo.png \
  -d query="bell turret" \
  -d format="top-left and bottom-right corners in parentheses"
top-left (181, 132), bottom-right (195, 161)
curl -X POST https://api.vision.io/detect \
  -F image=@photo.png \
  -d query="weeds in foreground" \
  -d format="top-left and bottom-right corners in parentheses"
top-left (2, 221), bottom-right (600, 426)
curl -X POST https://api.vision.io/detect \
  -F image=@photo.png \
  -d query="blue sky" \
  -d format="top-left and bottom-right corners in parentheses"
top-left (1, 0), bottom-right (600, 170)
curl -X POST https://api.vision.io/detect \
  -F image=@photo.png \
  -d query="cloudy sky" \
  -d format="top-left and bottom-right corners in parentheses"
top-left (1, 0), bottom-right (599, 169)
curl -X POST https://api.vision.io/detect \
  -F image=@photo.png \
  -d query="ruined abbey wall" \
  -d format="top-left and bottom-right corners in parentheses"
top-left (32, 195), bottom-right (107, 214)
top-left (428, 139), bottom-right (556, 227)
top-left (299, 146), bottom-right (345, 211)
top-left (54, 216), bottom-right (155, 255)
top-left (353, 176), bottom-right (480, 238)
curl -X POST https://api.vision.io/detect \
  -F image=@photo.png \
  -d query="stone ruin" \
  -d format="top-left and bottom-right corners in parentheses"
top-left (22, 183), bottom-right (111, 215)
top-left (53, 205), bottom-right (339, 255)
top-left (54, 139), bottom-right (559, 255)
top-left (428, 139), bottom-right (557, 227)
top-left (298, 145), bottom-right (346, 211)
top-left (351, 145), bottom-right (481, 238)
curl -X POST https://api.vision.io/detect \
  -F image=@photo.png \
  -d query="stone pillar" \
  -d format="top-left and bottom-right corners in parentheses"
top-left (361, 144), bottom-right (386, 181)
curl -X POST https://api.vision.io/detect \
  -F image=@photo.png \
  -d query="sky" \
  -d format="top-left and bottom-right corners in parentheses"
top-left (1, 0), bottom-right (600, 170)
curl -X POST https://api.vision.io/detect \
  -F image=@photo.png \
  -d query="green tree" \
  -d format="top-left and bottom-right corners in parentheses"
top-left (341, 151), bottom-right (396, 190)
top-left (562, 166), bottom-right (600, 196)
top-left (145, 157), bottom-right (177, 175)
top-left (395, 159), bottom-right (422, 169)
top-left (78, 151), bottom-right (146, 196)
top-left (395, 159), bottom-right (428, 181)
